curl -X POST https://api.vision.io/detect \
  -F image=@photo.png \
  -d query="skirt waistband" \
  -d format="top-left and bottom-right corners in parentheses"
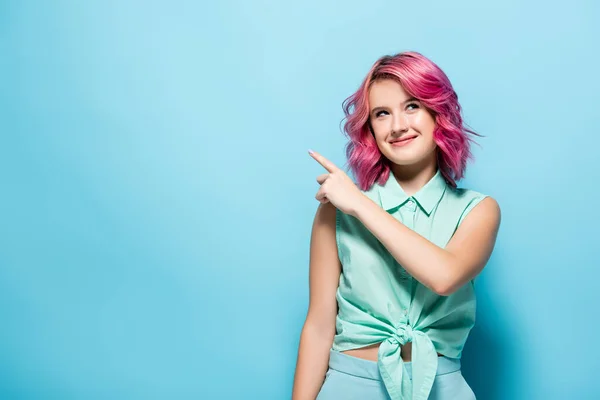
top-left (328, 349), bottom-right (461, 381)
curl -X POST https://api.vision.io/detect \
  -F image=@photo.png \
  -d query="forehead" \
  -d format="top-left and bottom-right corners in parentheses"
top-left (368, 79), bottom-right (410, 102)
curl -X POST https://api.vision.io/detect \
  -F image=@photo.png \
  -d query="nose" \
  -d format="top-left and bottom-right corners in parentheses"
top-left (392, 112), bottom-right (409, 133)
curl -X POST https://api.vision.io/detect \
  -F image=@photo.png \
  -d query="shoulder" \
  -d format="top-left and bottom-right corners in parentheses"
top-left (447, 186), bottom-right (487, 201)
top-left (464, 195), bottom-right (501, 223)
top-left (446, 185), bottom-right (494, 207)
top-left (446, 186), bottom-right (501, 226)
top-left (473, 195), bottom-right (501, 223)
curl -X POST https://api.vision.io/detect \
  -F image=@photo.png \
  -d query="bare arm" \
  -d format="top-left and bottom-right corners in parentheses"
top-left (352, 195), bottom-right (501, 296)
top-left (306, 150), bottom-right (500, 296)
top-left (292, 202), bottom-right (341, 400)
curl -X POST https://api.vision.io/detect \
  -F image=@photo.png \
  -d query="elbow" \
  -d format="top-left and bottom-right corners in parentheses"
top-left (431, 256), bottom-right (465, 296)
top-left (302, 315), bottom-right (336, 342)
top-left (432, 268), bottom-right (458, 297)
top-left (433, 282), bottom-right (457, 297)
top-left (434, 273), bottom-right (471, 296)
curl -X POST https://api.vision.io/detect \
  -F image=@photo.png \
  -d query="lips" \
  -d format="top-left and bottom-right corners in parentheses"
top-left (390, 135), bottom-right (417, 144)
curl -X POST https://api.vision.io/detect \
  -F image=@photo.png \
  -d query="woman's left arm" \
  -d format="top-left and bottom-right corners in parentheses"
top-left (352, 195), bottom-right (501, 296)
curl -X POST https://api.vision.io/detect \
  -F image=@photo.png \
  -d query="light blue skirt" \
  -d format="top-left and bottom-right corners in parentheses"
top-left (316, 349), bottom-right (476, 400)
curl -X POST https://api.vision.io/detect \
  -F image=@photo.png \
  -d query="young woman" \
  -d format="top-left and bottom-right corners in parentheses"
top-left (292, 51), bottom-right (501, 400)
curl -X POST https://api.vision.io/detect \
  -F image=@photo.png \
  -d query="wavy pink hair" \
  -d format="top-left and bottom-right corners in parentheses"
top-left (339, 51), bottom-right (482, 190)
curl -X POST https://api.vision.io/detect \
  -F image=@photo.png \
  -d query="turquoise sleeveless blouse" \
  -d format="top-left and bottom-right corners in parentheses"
top-left (332, 168), bottom-right (488, 400)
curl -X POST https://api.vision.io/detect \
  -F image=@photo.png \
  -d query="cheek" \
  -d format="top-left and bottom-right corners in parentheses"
top-left (371, 121), bottom-right (385, 134)
top-left (371, 127), bottom-right (387, 142)
top-left (412, 113), bottom-right (432, 127)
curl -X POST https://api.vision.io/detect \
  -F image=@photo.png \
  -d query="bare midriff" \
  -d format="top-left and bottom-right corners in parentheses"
top-left (342, 341), bottom-right (444, 362)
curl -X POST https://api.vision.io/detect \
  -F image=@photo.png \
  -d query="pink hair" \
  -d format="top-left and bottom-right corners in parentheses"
top-left (339, 51), bottom-right (482, 190)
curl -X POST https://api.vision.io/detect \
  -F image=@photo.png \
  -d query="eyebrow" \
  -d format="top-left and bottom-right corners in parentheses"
top-left (370, 97), bottom-right (418, 114)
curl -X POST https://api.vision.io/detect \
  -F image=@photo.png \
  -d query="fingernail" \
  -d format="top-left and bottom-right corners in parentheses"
top-left (308, 149), bottom-right (314, 155)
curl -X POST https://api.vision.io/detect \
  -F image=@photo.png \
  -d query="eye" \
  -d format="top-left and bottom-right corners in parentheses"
top-left (375, 110), bottom-right (388, 117)
top-left (406, 102), bottom-right (419, 111)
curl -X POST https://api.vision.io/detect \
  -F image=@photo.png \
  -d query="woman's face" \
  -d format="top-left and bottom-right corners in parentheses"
top-left (368, 79), bottom-right (437, 167)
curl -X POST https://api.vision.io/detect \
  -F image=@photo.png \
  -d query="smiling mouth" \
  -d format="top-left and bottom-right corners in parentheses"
top-left (390, 135), bottom-right (417, 144)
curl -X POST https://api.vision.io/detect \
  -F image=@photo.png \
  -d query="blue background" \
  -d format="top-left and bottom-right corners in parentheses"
top-left (1, 1), bottom-right (599, 399)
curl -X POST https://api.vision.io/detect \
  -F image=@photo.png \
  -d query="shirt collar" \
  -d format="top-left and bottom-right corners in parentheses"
top-left (377, 168), bottom-right (447, 216)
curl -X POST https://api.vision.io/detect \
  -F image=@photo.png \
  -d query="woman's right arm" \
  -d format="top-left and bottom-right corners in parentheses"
top-left (292, 202), bottom-right (342, 400)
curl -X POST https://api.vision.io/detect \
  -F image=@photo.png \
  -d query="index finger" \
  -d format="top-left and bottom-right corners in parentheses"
top-left (308, 149), bottom-right (338, 173)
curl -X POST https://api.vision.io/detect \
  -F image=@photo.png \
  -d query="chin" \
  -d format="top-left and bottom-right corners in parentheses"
top-left (383, 143), bottom-right (437, 166)
top-left (383, 150), bottom-right (424, 166)
top-left (387, 157), bottom-right (423, 166)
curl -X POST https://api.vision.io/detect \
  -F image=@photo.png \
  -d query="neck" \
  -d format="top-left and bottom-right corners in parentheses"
top-left (390, 155), bottom-right (437, 197)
